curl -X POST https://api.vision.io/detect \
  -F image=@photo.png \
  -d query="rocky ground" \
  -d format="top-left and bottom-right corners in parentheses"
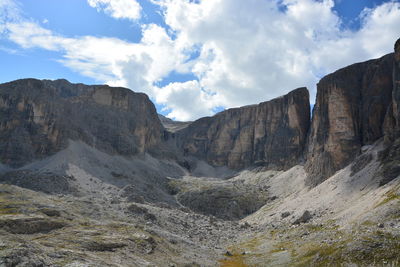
top-left (0, 141), bottom-right (400, 266)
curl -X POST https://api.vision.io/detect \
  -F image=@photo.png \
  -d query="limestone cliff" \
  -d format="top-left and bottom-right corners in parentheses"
top-left (175, 88), bottom-right (310, 170)
top-left (0, 79), bottom-right (164, 167)
top-left (305, 53), bottom-right (394, 186)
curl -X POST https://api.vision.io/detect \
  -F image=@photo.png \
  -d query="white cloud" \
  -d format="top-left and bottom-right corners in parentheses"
top-left (87, 0), bottom-right (142, 20)
top-left (5, 20), bottom-right (188, 97)
top-left (153, 0), bottom-right (400, 119)
top-left (0, 0), bottom-right (21, 34)
top-left (155, 80), bottom-right (221, 121)
top-left (1, 0), bottom-right (400, 120)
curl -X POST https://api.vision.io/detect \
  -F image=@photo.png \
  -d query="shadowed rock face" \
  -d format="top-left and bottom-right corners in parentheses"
top-left (0, 79), bottom-right (164, 167)
top-left (305, 53), bottom-right (394, 186)
top-left (175, 88), bottom-right (310, 170)
top-left (391, 38), bottom-right (400, 138)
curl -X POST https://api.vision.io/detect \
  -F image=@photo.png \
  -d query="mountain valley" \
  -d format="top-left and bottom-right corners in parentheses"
top-left (0, 39), bottom-right (400, 266)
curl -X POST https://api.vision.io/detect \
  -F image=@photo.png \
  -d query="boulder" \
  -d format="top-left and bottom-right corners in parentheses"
top-left (293, 210), bottom-right (312, 225)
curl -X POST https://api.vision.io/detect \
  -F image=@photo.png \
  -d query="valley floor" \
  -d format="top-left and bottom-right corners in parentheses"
top-left (0, 141), bottom-right (400, 266)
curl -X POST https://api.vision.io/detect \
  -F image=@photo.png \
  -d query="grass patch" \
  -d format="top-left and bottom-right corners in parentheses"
top-left (219, 253), bottom-right (248, 267)
top-left (375, 189), bottom-right (400, 208)
top-left (294, 242), bottom-right (342, 267)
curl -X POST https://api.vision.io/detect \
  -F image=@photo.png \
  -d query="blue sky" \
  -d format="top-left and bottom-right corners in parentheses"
top-left (0, 0), bottom-right (399, 120)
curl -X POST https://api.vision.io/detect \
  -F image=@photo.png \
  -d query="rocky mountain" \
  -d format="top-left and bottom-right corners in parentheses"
top-left (0, 38), bottom-right (399, 267)
top-left (305, 38), bottom-right (400, 187)
top-left (174, 87), bottom-right (310, 170)
top-left (0, 79), bottom-right (164, 167)
top-left (305, 53), bottom-right (394, 186)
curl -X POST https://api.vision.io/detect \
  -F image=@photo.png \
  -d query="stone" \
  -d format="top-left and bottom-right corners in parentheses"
top-left (39, 208), bottom-right (61, 217)
top-left (225, 251), bottom-right (233, 257)
top-left (293, 210), bottom-right (312, 225)
top-left (281, 211), bottom-right (291, 218)
top-left (175, 87), bottom-right (310, 170)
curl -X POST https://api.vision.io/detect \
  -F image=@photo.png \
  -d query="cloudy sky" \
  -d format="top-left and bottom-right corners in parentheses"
top-left (0, 0), bottom-right (399, 120)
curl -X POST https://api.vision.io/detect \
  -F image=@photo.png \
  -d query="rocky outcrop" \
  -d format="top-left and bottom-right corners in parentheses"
top-left (305, 53), bottom-right (394, 186)
top-left (0, 79), bottom-right (164, 167)
top-left (175, 88), bottom-right (310, 170)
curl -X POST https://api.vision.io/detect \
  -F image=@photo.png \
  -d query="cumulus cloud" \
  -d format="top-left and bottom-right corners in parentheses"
top-left (155, 0), bottom-right (400, 117)
top-left (1, 0), bottom-right (400, 120)
top-left (4, 20), bottom-right (189, 97)
top-left (87, 0), bottom-right (142, 20)
top-left (155, 80), bottom-right (221, 121)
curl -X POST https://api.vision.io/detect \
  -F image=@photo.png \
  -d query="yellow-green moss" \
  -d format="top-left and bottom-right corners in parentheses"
top-left (218, 253), bottom-right (248, 267)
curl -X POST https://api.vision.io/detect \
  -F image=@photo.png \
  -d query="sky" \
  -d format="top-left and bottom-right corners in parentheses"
top-left (0, 0), bottom-right (399, 121)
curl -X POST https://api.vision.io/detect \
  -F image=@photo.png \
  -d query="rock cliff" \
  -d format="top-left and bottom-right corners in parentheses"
top-left (305, 52), bottom-right (395, 186)
top-left (2, 39), bottom-right (400, 185)
top-left (391, 38), bottom-right (400, 138)
top-left (0, 79), bottom-right (164, 167)
top-left (175, 88), bottom-right (310, 170)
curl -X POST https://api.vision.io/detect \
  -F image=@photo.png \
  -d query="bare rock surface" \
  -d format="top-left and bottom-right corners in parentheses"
top-left (175, 87), bottom-right (310, 170)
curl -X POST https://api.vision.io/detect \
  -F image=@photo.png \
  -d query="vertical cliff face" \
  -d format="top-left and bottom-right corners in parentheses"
top-left (391, 38), bottom-right (400, 137)
top-left (305, 54), bottom-right (394, 186)
top-left (0, 79), bottom-right (164, 167)
top-left (176, 87), bottom-right (310, 170)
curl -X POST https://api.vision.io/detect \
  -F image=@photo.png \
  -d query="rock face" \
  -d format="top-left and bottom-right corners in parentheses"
top-left (0, 79), bottom-right (164, 167)
top-left (305, 53), bottom-right (394, 186)
top-left (377, 38), bottom-right (400, 186)
top-left (175, 88), bottom-right (310, 170)
top-left (391, 38), bottom-right (400, 138)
